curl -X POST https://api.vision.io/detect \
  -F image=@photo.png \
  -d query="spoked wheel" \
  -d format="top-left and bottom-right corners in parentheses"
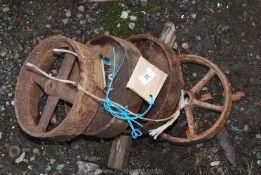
top-left (161, 54), bottom-right (232, 144)
top-left (15, 36), bottom-right (103, 140)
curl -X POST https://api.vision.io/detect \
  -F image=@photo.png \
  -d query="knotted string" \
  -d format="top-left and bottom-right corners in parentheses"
top-left (103, 46), bottom-right (154, 139)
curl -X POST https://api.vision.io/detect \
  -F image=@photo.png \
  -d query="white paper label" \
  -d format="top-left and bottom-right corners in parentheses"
top-left (138, 67), bottom-right (156, 86)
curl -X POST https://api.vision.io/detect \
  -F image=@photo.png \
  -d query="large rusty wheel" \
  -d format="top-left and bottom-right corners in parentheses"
top-left (161, 54), bottom-right (232, 144)
top-left (15, 36), bottom-right (103, 140)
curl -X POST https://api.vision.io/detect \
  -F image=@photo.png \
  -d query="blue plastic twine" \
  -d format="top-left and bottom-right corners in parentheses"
top-left (103, 46), bottom-right (154, 139)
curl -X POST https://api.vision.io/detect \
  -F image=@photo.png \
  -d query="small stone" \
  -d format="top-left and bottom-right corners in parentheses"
top-left (93, 28), bottom-right (100, 35)
top-left (192, 72), bottom-right (197, 78)
top-left (77, 161), bottom-right (102, 175)
top-left (104, 31), bottom-right (110, 35)
top-left (65, 10), bottom-right (71, 18)
top-left (0, 132), bottom-right (2, 139)
top-left (191, 13), bottom-right (196, 19)
top-left (56, 164), bottom-right (65, 171)
top-left (257, 160), bottom-right (261, 166)
top-left (195, 36), bottom-right (201, 41)
top-left (8, 93), bottom-right (12, 97)
top-left (196, 143), bottom-right (204, 148)
top-left (256, 152), bottom-right (261, 159)
top-left (33, 148), bottom-right (40, 155)
top-left (30, 155), bottom-right (35, 161)
top-left (243, 124), bottom-right (249, 132)
top-left (45, 165), bottom-right (51, 171)
top-left (87, 156), bottom-right (98, 162)
top-left (0, 105), bottom-right (5, 111)
top-left (217, 3), bottom-right (222, 7)
top-left (78, 6), bottom-right (84, 12)
top-left (62, 18), bottom-right (69, 25)
top-left (51, 115), bottom-right (57, 124)
top-left (210, 161), bottom-right (220, 166)
top-left (129, 170), bottom-right (139, 175)
top-left (50, 158), bottom-right (56, 164)
top-left (173, 42), bottom-right (178, 50)
top-left (50, 69), bottom-right (57, 76)
top-left (130, 15), bottom-right (137, 21)
top-left (256, 55), bottom-right (260, 60)
top-left (45, 24), bottom-right (51, 29)
top-left (15, 152), bottom-right (26, 163)
top-left (11, 100), bottom-right (15, 106)
top-left (0, 52), bottom-right (6, 57)
top-left (79, 20), bottom-right (85, 25)
top-left (256, 134), bottom-right (261, 139)
top-left (77, 14), bottom-right (83, 19)
top-left (181, 43), bottom-right (189, 49)
top-left (9, 146), bottom-right (21, 158)
top-left (120, 11), bottom-right (129, 19)
top-left (2, 7), bottom-right (9, 13)
top-left (28, 165), bottom-right (33, 170)
top-left (129, 22), bottom-right (135, 30)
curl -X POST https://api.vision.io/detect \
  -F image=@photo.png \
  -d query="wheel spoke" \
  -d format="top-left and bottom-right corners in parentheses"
top-left (192, 99), bottom-right (224, 112)
top-left (176, 62), bottom-right (186, 89)
top-left (32, 73), bottom-right (48, 88)
top-left (37, 96), bottom-right (59, 131)
top-left (44, 80), bottom-right (77, 104)
top-left (185, 106), bottom-right (196, 137)
top-left (56, 49), bottom-right (76, 78)
top-left (190, 69), bottom-right (215, 94)
top-left (37, 48), bottom-right (77, 131)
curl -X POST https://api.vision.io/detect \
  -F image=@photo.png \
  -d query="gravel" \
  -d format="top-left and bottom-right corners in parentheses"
top-left (76, 161), bottom-right (102, 175)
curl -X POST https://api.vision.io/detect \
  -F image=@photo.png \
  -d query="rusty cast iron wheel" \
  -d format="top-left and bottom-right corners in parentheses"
top-left (65, 35), bottom-right (144, 138)
top-left (161, 54), bottom-right (232, 144)
top-left (15, 35), bottom-right (103, 140)
top-left (127, 34), bottom-right (182, 133)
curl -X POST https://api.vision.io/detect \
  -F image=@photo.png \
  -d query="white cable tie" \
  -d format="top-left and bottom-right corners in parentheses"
top-left (53, 48), bottom-right (78, 57)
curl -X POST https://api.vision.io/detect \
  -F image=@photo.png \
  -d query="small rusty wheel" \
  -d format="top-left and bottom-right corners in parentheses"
top-left (15, 36), bottom-right (103, 140)
top-left (161, 54), bottom-right (232, 144)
